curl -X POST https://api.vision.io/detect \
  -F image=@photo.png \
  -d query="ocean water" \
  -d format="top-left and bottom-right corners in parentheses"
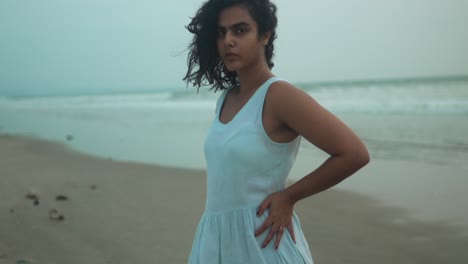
top-left (0, 76), bottom-right (468, 170)
top-left (2, 76), bottom-right (468, 225)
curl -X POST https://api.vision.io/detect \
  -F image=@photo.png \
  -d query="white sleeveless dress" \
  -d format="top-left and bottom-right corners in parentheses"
top-left (188, 77), bottom-right (314, 263)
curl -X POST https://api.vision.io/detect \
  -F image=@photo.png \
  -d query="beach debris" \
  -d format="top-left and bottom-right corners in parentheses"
top-left (25, 189), bottom-right (40, 205)
top-left (89, 184), bottom-right (97, 190)
top-left (9, 208), bottom-right (15, 213)
top-left (25, 189), bottom-right (39, 201)
top-left (55, 194), bottom-right (69, 201)
top-left (48, 209), bottom-right (65, 221)
top-left (15, 258), bottom-right (33, 264)
top-left (66, 134), bottom-right (73, 141)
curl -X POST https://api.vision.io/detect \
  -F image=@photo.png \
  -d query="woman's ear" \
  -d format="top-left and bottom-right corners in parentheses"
top-left (263, 32), bottom-right (271, 46)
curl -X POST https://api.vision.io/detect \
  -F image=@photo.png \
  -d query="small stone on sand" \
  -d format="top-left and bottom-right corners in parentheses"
top-left (48, 209), bottom-right (65, 221)
top-left (55, 194), bottom-right (68, 201)
top-left (25, 190), bottom-right (39, 201)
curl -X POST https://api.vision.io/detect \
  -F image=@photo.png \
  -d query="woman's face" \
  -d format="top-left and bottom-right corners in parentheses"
top-left (216, 5), bottom-right (268, 72)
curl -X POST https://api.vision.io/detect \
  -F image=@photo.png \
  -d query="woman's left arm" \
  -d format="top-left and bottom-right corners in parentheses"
top-left (254, 81), bottom-right (370, 249)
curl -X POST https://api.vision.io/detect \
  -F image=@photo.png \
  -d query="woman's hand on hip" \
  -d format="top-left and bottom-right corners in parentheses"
top-left (254, 191), bottom-right (296, 250)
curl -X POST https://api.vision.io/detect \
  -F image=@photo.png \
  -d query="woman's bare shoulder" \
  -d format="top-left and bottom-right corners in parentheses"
top-left (269, 80), bottom-right (304, 95)
top-left (267, 80), bottom-right (316, 109)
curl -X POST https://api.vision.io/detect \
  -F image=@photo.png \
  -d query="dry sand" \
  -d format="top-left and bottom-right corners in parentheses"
top-left (1, 134), bottom-right (467, 264)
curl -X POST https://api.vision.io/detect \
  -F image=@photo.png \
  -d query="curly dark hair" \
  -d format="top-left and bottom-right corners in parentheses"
top-left (183, 0), bottom-right (278, 92)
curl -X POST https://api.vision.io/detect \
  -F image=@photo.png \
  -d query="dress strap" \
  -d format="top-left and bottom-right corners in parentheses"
top-left (215, 88), bottom-right (231, 117)
top-left (249, 77), bottom-right (291, 142)
top-left (251, 76), bottom-right (285, 116)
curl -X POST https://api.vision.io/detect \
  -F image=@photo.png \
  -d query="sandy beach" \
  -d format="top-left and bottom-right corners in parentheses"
top-left (1, 134), bottom-right (467, 263)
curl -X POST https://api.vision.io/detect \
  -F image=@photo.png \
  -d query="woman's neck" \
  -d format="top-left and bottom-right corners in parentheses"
top-left (236, 60), bottom-right (274, 96)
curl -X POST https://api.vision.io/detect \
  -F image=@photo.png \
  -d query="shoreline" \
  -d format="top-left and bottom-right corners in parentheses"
top-left (1, 134), bottom-right (468, 263)
top-left (3, 131), bottom-right (468, 228)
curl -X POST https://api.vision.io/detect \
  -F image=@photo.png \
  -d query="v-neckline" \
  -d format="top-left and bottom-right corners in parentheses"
top-left (217, 77), bottom-right (274, 126)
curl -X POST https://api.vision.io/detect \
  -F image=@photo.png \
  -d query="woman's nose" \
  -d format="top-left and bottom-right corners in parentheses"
top-left (224, 31), bottom-right (235, 47)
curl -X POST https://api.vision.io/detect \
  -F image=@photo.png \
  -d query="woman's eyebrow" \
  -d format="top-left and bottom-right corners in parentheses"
top-left (217, 21), bottom-right (250, 30)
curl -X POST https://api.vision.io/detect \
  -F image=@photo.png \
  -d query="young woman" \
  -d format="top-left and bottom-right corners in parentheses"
top-left (184, 0), bottom-right (370, 263)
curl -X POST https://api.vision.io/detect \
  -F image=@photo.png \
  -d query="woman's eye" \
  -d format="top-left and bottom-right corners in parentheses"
top-left (235, 28), bottom-right (246, 34)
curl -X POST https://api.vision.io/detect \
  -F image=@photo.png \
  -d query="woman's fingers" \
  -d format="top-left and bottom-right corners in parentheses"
top-left (288, 223), bottom-right (296, 244)
top-left (261, 225), bottom-right (278, 248)
top-left (256, 221), bottom-right (295, 249)
top-left (274, 226), bottom-right (285, 249)
top-left (255, 192), bottom-right (296, 249)
top-left (254, 219), bottom-right (271, 237)
top-left (257, 198), bottom-right (271, 216)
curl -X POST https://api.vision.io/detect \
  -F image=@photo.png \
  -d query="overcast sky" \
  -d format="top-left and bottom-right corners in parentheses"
top-left (1, 0), bottom-right (467, 96)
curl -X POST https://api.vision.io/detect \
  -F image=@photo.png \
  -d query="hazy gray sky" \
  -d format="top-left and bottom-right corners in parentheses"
top-left (1, 0), bottom-right (467, 96)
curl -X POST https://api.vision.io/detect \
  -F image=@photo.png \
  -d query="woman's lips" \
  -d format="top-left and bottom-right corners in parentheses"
top-left (225, 53), bottom-right (238, 59)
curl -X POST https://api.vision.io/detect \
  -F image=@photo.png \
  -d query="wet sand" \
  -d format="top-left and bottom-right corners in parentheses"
top-left (1, 135), bottom-right (467, 263)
